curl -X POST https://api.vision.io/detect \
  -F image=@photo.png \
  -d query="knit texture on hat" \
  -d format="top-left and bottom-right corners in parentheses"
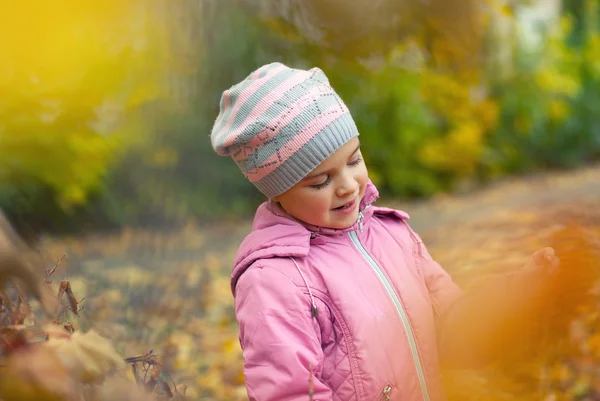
top-left (210, 62), bottom-right (359, 198)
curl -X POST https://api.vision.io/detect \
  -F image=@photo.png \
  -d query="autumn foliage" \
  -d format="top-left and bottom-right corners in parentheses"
top-left (0, 169), bottom-right (599, 400)
top-left (0, 214), bottom-right (192, 400)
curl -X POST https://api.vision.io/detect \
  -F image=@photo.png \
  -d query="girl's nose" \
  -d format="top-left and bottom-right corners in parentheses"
top-left (336, 173), bottom-right (358, 198)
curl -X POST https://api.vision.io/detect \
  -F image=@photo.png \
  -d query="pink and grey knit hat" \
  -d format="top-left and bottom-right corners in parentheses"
top-left (210, 62), bottom-right (359, 198)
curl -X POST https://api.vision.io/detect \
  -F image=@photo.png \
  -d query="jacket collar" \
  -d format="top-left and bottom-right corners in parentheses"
top-left (266, 179), bottom-right (380, 236)
top-left (230, 180), bottom-right (409, 295)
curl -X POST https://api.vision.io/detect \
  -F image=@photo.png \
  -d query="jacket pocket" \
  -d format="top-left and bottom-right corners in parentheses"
top-left (375, 384), bottom-right (393, 401)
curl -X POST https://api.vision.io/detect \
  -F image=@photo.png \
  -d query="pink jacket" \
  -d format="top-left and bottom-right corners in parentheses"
top-left (231, 181), bottom-right (464, 401)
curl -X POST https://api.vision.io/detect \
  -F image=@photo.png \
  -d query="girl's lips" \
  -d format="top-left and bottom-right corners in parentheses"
top-left (332, 198), bottom-right (357, 215)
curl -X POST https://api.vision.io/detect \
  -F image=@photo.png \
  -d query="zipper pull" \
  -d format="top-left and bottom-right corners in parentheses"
top-left (382, 385), bottom-right (392, 400)
top-left (357, 211), bottom-right (364, 232)
top-left (312, 305), bottom-right (318, 318)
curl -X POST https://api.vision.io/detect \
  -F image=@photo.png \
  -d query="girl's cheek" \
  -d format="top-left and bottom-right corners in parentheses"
top-left (309, 196), bottom-right (328, 212)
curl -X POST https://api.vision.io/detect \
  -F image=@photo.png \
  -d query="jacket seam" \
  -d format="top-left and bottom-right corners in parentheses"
top-left (249, 261), bottom-right (324, 351)
top-left (400, 220), bottom-right (426, 277)
top-left (301, 293), bottom-right (327, 374)
top-left (310, 288), bottom-right (367, 401)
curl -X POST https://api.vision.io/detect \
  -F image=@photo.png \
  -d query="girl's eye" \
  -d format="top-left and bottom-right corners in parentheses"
top-left (310, 176), bottom-right (330, 190)
top-left (348, 156), bottom-right (363, 166)
top-left (309, 156), bottom-right (362, 190)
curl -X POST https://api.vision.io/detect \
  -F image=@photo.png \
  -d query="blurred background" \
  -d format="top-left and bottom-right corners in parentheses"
top-left (2, 0), bottom-right (599, 236)
top-left (2, 0), bottom-right (600, 400)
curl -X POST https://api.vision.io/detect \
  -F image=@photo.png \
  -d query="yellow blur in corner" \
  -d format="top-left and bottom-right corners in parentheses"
top-left (0, 1), bottom-right (165, 91)
top-left (0, 1), bottom-right (168, 207)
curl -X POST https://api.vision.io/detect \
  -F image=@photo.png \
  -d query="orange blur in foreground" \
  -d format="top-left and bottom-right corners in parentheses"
top-left (442, 224), bottom-right (600, 401)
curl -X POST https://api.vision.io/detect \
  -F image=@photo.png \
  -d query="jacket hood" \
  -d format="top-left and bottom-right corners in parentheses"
top-left (230, 180), bottom-right (392, 295)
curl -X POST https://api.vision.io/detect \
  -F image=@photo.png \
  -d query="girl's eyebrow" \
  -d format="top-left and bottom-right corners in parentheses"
top-left (303, 143), bottom-right (361, 181)
top-left (303, 170), bottom-right (328, 181)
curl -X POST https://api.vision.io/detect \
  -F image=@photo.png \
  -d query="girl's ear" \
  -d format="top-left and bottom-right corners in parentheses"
top-left (271, 195), bottom-right (281, 203)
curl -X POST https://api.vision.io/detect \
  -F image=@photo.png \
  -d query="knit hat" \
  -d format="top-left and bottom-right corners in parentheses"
top-left (210, 62), bottom-right (359, 198)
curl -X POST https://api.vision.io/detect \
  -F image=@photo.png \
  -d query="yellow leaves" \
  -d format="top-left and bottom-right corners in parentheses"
top-left (209, 276), bottom-right (234, 308)
top-left (2, 167), bottom-right (594, 401)
top-left (197, 369), bottom-right (225, 395)
top-left (166, 332), bottom-right (194, 370)
top-left (418, 0), bottom-right (485, 69)
top-left (22, 227), bottom-right (248, 399)
top-left (583, 33), bottom-right (600, 80)
top-left (421, 72), bottom-right (497, 127)
top-left (433, 202), bottom-right (600, 401)
top-left (418, 71), bottom-right (490, 176)
top-left (547, 99), bottom-right (569, 123)
top-left (419, 121), bottom-right (485, 174)
top-left (429, 35), bottom-right (479, 73)
top-left (0, 0), bottom-right (169, 209)
top-left (586, 332), bottom-right (600, 358)
top-left (194, 332), bottom-right (245, 399)
top-left (205, 253), bottom-right (224, 274)
top-left (222, 337), bottom-right (238, 355)
top-left (474, 99), bottom-right (500, 131)
top-left (0, 1), bottom-right (163, 90)
top-left (60, 187), bottom-right (87, 209)
top-left (548, 363), bottom-right (574, 384)
top-left (87, 375), bottom-right (149, 401)
top-left (421, 72), bottom-right (471, 121)
top-left (105, 265), bottom-right (154, 287)
top-left (499, 4), bottom-right (515, 17)
top-left (484, 0), bottom-right (516, 17)
top-left (451, 121), bottom-right (484, 151)
top-left (0, 345), bottom-right (79, 401)
top-left (526, 15), bottom-right (582, 108)
top-left (0, 326), bottom-right (127, 400)
top-left (44, 329), bottom-right (125, 384)
top-left (535, 70), bottom-right (580, 97)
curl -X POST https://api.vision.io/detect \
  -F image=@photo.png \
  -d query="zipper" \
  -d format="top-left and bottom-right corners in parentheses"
top-left (356, 204), bottom-right (370, 232)
top-left (376, 384), bottom-right (393, 400)
top-left (348, 217), bottom-right (430, 401)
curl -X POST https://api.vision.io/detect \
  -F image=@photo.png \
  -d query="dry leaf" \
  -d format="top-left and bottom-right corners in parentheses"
top-left (0, 345), bottom-right (81, 401)
top-left (44, 329), bottom-right (125, 384)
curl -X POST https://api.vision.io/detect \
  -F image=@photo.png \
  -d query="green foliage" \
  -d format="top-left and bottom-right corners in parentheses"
top-left (95, 1), bottom-right (304, 227)
top-left (0, 1), bottom-right (165, 234)
top-left (484, 11), bottom-right (600, 176)
top-left (327, 61), bottom-right (443, 197)
top-left (3, 0), bottom-right (600, 233)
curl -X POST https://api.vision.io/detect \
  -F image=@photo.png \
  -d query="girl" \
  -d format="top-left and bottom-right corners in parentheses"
top-left (210, 62), bottom-right (560, 401)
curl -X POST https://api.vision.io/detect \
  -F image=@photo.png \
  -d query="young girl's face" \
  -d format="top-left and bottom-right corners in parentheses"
top-left (273, 137), bottom-right (368, 229)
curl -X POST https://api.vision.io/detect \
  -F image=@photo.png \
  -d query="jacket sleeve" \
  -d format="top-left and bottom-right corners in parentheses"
top-left (416, 239), bottom-right (464, 319)
top-left (234, 263), bottom-right (333, 401)
top-left (414, 230), bottom-right (551, 369)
